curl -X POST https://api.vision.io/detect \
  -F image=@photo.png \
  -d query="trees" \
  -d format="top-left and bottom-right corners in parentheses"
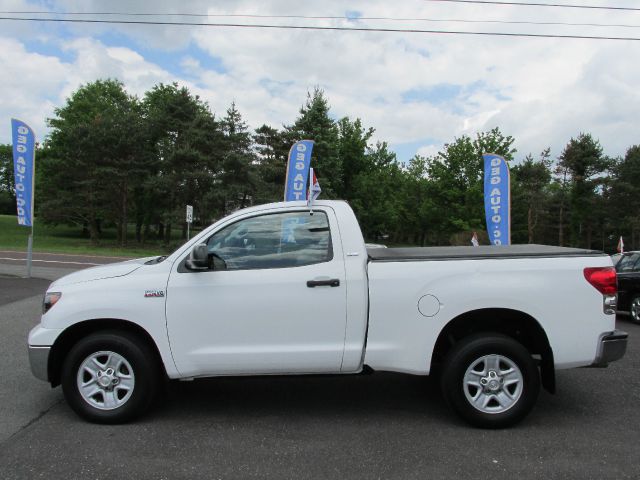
top-left (217, 103), bottom-right (257, 214)
top-left (350, 142), bottom-right (405, 241)
top-left (401, 155), bottom-right (433, 245)
top-left (423, 128), bottom-right (516, 244)
top-left (26, 78), bottom-right (634, 252)
top-left (42, 79), bottom-right (144, 244)
top-left (557, 133), bottom-right (610, 248)
top-left (287, 88), bottom-right (342, 198)
top-left (142, 83), bottom-right (223, 244)
top-left (610, 145), bottom-right (640, 249)
top-left (40, 80), bottom-right (225, 246)
top-left (0, 144), bottom-right (15, 214)
top-left (427, 135), bottom-right (479, 240)
top-left (511, 149), bottom-right (552, 244)
top-left (253, 124), bottom-right (291, 203)
top-left (337, 117), bottom-right (374, 202)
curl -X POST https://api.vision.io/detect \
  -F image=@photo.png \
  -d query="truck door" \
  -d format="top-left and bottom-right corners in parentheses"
top-left (616, 252), bottom-right (640, 315)
top-left (165, 208), bottom-right (347, 377)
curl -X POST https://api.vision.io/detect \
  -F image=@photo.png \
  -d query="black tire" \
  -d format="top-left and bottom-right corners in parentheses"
top-left (61, 331), bottom-right (160, 424)
top-left (440, 333), bottom-right (540, 429)
top-left (630, 295), bottom-right (640, 324)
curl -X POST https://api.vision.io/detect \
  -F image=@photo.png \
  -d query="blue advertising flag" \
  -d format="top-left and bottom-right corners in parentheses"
top-left (11, 119), bottom-right (36, 227)
top-left (483, 153), bottom-right (511, 245)
top-left (284, 140), bottom-right (314, 201)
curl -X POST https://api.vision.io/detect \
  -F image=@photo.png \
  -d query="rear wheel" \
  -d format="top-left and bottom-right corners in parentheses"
top-left (61, 331), bottom-right (159, 424)
top-left (630, 295), bottom-right (640, 324)
top-left (441, 334), bottom-right (540, 428)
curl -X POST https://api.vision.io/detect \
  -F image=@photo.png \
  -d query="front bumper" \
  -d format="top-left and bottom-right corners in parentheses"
top-left (28, 345), bottom-right (51, 382)
top-left (591, 330), bottom-right (628, 367)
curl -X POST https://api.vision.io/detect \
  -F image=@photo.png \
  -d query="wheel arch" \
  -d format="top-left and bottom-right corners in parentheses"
top-left (48, 318), bottom-right (167, 387)
top-left (431, 308), bottom-right (555, 393)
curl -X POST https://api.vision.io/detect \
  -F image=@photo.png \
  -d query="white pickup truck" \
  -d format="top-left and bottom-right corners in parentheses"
top-left (28, 200), bottom-right (627, 428)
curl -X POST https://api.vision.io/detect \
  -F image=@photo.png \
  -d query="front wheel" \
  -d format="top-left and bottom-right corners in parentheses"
top-left (61, 331), bottom-right (160, 424)
top-left (441, 334), bottom-right (540, 428)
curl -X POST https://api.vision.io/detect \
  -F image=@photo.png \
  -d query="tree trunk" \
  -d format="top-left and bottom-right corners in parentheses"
top-left (116, 221), bottom-right (123, 246)
top-left (527, 207), bottom-right (534, 244)
top-left (89, 217), bottom-right (100, 245)
top-left (558, 205), bottom-right (564, 246)
top-left (164, 223), bottom-right (172, 246)
top-left (88, 186), bottom-right (100, 245)
top-left (158, 222), bottom-right (165, 239)
top-left (142, 223), bottom-right (150, 245)
top-left (121, 182), bottom-right (128, 247)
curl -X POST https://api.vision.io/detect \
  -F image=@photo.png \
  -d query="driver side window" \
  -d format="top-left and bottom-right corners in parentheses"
top-left (617, 253), bottom-right (640, 273)
top-left (206, 211), bottom-right (333, 271)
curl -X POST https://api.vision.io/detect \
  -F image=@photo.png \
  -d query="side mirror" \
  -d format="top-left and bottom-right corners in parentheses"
top-left (185, 243), bottom-right (210, 271)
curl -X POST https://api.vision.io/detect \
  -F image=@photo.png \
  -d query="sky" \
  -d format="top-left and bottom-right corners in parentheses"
top-left (1, 0), bottom-right (639, 164)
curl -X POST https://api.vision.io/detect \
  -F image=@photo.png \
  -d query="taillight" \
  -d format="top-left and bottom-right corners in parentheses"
top-left (584, 267), bottom-right (617, 315)
top-left (583, 267), bottom-right (617, 295)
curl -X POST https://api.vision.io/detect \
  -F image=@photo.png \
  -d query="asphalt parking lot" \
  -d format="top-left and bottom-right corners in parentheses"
top-left (1, 268), bottom-right (639, 479)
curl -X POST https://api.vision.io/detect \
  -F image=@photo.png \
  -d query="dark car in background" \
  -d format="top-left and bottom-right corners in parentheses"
top-left (616, 251), bottom-right (640, 323)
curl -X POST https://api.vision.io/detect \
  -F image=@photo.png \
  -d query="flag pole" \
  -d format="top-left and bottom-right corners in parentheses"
top-left (27, 229), bottom-right (33, 278)
top-left (307, 167), bottom-right (314, 215)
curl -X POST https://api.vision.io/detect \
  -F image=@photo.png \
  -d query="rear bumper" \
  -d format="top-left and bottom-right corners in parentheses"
top-left (28, 345), bottom-right (51, 382)
top-left (591, 330), bottom-right (628, 367)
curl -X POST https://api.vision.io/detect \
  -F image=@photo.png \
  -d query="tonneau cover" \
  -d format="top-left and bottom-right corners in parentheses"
top-left (367, 244), bottom-right (607, 262)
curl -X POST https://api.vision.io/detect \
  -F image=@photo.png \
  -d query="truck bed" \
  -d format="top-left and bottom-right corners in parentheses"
top-left (367, 244), bottom-right (607, 262)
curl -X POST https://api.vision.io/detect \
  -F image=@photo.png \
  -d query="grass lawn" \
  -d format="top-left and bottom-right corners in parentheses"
top-left (0, 215), bottom-right (193, 257)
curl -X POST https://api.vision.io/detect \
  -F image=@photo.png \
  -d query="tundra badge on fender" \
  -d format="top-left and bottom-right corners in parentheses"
top-left (144, 290), bottom-right (165, 298)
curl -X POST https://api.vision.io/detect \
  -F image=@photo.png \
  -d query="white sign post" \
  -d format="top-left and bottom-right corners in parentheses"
top-left (186, 205), bottom-right (193, 240)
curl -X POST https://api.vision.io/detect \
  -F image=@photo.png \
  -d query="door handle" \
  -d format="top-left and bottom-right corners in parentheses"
top-left (306, 279), bottom-right (340, 288)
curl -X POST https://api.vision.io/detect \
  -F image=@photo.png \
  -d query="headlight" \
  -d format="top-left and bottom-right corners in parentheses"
top-left (43, 292), bottom-right (62, 314)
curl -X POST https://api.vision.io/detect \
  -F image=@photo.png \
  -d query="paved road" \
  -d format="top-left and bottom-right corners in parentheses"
top-left (1, 266), bottom-right (639, 479)
top-left (0, 276), bottom-right (51, 306)
top-left (0, 250), bottom-right (133, 269)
